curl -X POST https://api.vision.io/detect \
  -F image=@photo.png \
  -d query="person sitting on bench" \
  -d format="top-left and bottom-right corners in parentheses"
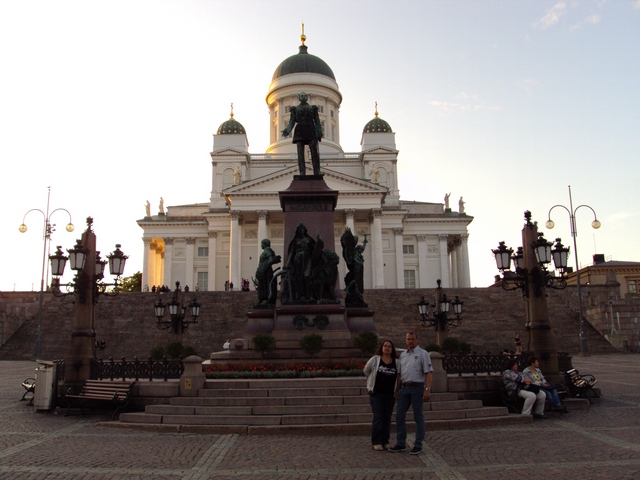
top-left (503, 358), bottom-right (547, 419)
top-left (522, 356), bottom-right (568, 413)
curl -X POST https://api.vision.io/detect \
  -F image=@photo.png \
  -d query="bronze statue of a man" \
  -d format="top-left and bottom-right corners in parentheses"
top-left (281, 92), bottom-right (323, 176)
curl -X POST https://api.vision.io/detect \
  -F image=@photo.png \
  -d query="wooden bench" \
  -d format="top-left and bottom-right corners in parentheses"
top-left (564, 368), bottom-right (599, 403)
top-left (21, 377), bottom-right (35, 405)
top-left (65, 380), bottom-right (135, 419)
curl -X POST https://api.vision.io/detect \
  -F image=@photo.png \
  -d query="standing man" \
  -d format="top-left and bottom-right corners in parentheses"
top-left (281, 92), bottom-right (323, 176)
top-left (389, 332), bottom-right (433, 455)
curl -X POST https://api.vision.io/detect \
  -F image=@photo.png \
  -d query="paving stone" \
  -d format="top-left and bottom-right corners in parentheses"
top-left (0, 355), bottom-right (638, 479)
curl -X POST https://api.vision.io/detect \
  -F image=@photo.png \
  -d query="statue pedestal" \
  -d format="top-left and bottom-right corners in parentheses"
top-left (279, 175), bottom-right (338, 252)
top-left (208, 175), bottom-right (379, 366)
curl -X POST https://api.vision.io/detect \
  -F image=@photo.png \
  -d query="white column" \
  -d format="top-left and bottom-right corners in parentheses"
top-left (207, 231), bottom-right (217, 291)
top-left (185, 237), bottom-right (195, 289)
top-left (149, 241), bottom-right (158, 287)
top-left (344, 209), bottom-right (355, 233)
top-left (438, 234), bottom-right (451, 288)
top-left (142, 238), bottom-right (151, 290)
top-left (460, 233), bottom-right (471, 288)
top-left (417, 234), bottom-right (428, 288)
top-left (229, 211), bottom-right (241, 287)
top-left (394, 228), bottom-right (404, 288)
top-left (371, 209), bottom-right (384, 288)
top-left (257, 210), bottom-right (268, 242)
top-left (456, 241), bottom-right (464, 288)
top-left (451, 244), bottom-right (459, 288)
top-left (163, 238), bottom-right (173, 287)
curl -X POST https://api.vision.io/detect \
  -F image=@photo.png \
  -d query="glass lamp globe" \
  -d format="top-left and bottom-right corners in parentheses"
top-left (545, 219), bottom-right (555, 229)
top-left (19, 224), bottom-right (27, 233)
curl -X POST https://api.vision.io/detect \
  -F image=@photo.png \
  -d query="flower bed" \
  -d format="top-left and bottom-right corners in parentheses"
top-left (204, 361), bottom-right (365, 379)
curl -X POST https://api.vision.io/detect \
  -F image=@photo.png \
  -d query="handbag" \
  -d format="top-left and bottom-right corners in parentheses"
top-left (525, 384), bottom-right (541, 394)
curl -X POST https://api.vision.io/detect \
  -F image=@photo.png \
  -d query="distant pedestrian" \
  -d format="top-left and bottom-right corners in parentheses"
top-left (363, 340), bottom-right (400, 451)
top-left (514, 334), bottom-right (522, 355)
top-left (388, 332), bottom-right (433, 455)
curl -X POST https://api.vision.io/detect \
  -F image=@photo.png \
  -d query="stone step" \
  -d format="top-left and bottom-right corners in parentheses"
top-left (204, 377), bottom-right (366, 389)
top-left (199, 386), bottom-right (365, 397)
top-left (117, 375), bottom-right (521, 434)
top-left (145, 402), bottom-right (502, 420)
top-left (115, 412), bottom-right (531, 434)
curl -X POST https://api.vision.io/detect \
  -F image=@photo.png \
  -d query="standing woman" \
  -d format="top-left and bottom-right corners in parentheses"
top-left (363, 340), bottom-right (401, 450)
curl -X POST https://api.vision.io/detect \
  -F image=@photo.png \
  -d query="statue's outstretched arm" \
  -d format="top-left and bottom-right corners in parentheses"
top-left (282, 107), bottom-right (297, 137)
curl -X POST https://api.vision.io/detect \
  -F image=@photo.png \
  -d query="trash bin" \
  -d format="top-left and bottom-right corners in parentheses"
top-left (34, 360), bottom-right (57, 412)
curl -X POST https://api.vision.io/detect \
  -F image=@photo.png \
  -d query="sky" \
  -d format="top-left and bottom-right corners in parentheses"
top-left (1, 0), bottom-right (639, 291)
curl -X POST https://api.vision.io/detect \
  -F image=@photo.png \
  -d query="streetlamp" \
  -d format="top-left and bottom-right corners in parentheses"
top-left (492, 211), bottom-right (568, 377)
top-left (48, 217), bottom-right (127, 385)
top-left (154, 281), bottom-right (201, 342)
top-left (492, 234), bottom-right (570, 297)
top-left (546, 185), bottom-right (601, 356)
top-left (417, 279), bottom-right (463, 346)
top-left (49, 242), bottom-right (128, 302)
top-left (19, 187), bottom-right (74, 358)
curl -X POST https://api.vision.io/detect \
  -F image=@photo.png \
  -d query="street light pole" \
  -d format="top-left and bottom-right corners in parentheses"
top-left (546, 185), bottom-right (601, 357)
top-left (19, 187), bottom-right (74, 358)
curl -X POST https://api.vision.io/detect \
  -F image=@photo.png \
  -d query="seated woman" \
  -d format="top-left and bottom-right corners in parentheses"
top-left (503, 358), bottom-right (547, 418)
top-left (522, 356), bottom-right (568, 413)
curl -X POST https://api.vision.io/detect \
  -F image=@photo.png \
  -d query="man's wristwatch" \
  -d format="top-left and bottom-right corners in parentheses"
top-left (425, 387), bottom-right (431, 391)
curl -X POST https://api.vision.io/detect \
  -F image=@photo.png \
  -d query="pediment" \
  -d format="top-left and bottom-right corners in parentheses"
top-left (211, 148), bottom-right (250, 157)
top-left (360, 146), bottom-right (398, 155)
top-left (224, 166), bottom-right (388, 197)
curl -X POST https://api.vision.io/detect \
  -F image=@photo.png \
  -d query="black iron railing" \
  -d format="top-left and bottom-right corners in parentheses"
top-left (443, 352), bottom-right (572, 376)
top-left (91, 357), bottom-right (184, 381)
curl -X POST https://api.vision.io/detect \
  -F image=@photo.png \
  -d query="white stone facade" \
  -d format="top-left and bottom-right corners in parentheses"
top-left (137, 40), bottom-right (473, 292)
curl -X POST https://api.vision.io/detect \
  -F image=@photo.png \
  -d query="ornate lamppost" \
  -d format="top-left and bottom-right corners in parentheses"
top-left (492, 211), bottom-right (570, 377)
top-left (48, 217), bottom-right (128, 385)
top-left (154, 281), bottom-right (201, 343)
top-left (546, 185), bottom-right (601, 356)
top-left (417, 279), bottom-right (463, 346)
top-left (19, 187), bottom-right (74, 358)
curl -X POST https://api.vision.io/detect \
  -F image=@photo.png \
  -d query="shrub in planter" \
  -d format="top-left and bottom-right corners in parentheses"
top-left (353, 331), bottom-right (378, 357)
top-left (299, 333), bottom-right (323, 358)
top-left (440, 337), bottom-right (472, 355)
top-left (149, 345), bottom-right (165, 361)
top-left (165, 341), bottom-right (184, 359)
top-left (252, 334), bottom-right (276, 358)
top-left (182, 345), bottom-right (198, 357)
top-left (425, 343), bottom-right (441, 353)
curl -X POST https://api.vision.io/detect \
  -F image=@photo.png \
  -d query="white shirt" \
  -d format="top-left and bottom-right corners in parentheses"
top-left (399, 345), bottom-right (432, 383)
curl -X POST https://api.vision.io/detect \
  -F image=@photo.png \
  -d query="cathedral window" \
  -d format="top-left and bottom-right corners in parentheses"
top-left (629, 280), bottom-right (637, 294)
top-left (404, 270), bottom-right (416, 289)
top-left (197, 247), bottom-right (209, 257)
top-left (330, 110), bottom-right (334, 118)
top-left (403, 245), bottom-right (415, 254)
top-left (318, 106), bottom-right (324, 113)
top-left (196, 272), bottom-right (209, 291)
top-left (222, 168), bottom-right (234, 189)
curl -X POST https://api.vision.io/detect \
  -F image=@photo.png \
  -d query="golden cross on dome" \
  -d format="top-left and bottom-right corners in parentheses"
top-left (375, 101), bottom-right (379, 117)
top-left (300, 23), bottom-right (306, 45)
top-left (230, 103), bottom-right (234, 118)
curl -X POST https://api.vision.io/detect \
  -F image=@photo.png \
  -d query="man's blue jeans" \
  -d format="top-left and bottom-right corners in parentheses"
top-left (395, 384), bottom-right (425, 448)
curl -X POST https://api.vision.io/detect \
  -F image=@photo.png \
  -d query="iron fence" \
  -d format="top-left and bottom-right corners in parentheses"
top-left (92, 357), bottom-right (184, 381)
top-left (443, 352), bottom-right (572, 376)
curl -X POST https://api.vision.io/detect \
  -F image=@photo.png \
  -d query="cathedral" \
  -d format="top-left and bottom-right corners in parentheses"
top-left (137, 32), bottom-right (472, 292)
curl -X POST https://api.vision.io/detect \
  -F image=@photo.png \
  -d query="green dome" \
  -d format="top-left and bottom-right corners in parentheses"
top-left (272, 45), bottom-right (336, 81)
top-left (217, 116), bottom-right (246, 135)
top-left (363, 115), bottom-right (392, 133)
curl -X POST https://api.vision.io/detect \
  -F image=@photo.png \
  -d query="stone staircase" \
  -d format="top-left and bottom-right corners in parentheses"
top-left (117, 377), bottom-right (531, 434)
